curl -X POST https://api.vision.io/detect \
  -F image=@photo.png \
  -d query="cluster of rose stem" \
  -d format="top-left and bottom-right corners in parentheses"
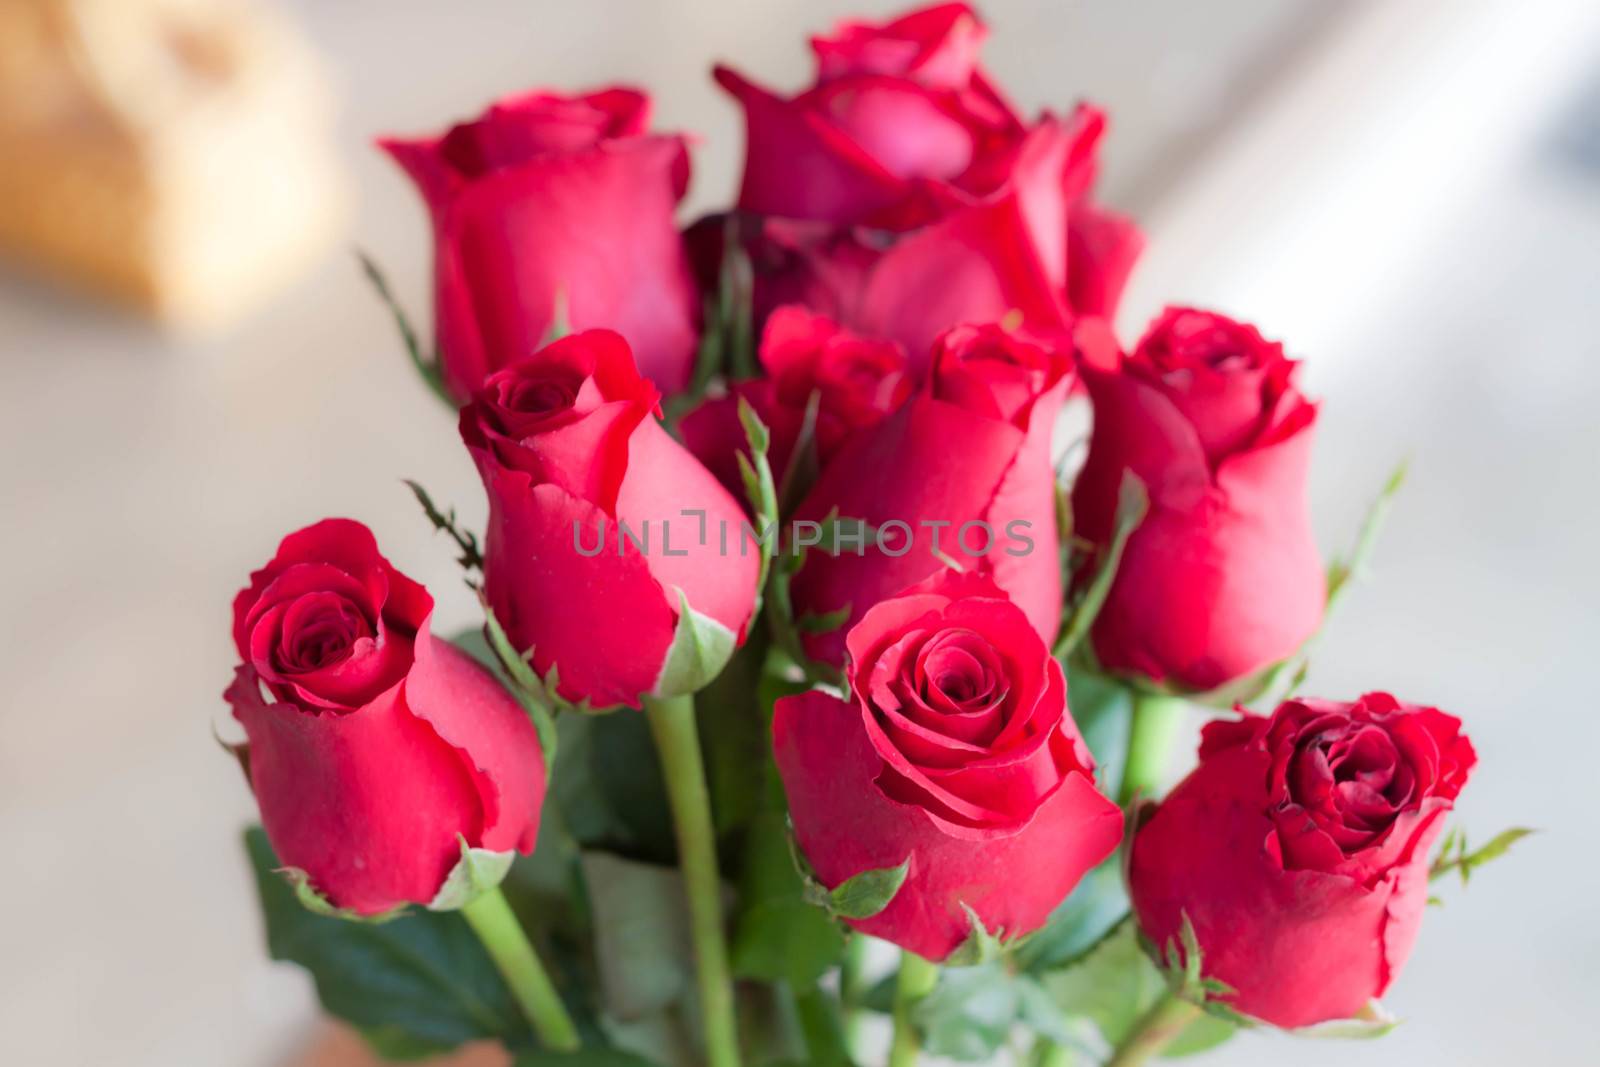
top-left (643, 691), bottom-right (743, 1067)
top-left (887, 950), bottom-right (940, 1067)
top-left (458, 887), bottom-right (581, 1051)
top-left (1032, 690), bottom-right (1195, 1067)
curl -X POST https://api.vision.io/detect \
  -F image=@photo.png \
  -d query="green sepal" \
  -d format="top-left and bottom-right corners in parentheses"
top-left (813, 857), bottom-right (911, 921)
top-left (1289, 1000), bottom-right (1399, 1039)
top-left (650, 587), bottom-right (738, 698)
top-left (357, 250), bottom-right (452, 409)
top-left (426, 836), bottom-right (515, 912)
top-left (277, 864), bottom-right (408, 924)
top-left (1042, 917), bottom-right (1240, 1056)
top-left (945, 902), bottom-right (1008, 967)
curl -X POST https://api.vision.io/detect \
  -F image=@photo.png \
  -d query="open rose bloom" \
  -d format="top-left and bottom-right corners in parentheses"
top-left (774, 573), bottom-right (1123, 961)
top-left (226, 520), bottom-right (546, 916)
top-left (1129, 694), bottom-right (1477, 1027)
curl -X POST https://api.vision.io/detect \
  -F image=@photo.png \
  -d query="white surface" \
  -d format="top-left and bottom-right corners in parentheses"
top-left (1, 1), bottom-right (1596, 1065)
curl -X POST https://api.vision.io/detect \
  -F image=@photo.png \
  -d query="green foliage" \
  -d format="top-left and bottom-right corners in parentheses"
top-left (245, 827), bottom-right (532, 1058)
top-left (1016, 856), bottom-right (1128, 973)
top-left (913, 965), bottom-right (1081, 1062)
top-left (1041, 919), bottom-right (1237, 1058)
top-left (730, 810), bottom-right (846, 986)
top-left (579, 852), bottom-right (694, 1021)
top-left (1429, 826), bottom-right (1535, 886)
top-left (1055, 471), bottom-right (1147, 659)
top-left (357, 250), bottom-right (451, 407)
top-left (405, 479), bottom-right (484, 576)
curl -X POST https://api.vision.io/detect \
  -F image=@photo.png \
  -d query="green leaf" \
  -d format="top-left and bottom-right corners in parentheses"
top-left (1429, 826), bottom-right (1535, 885)
top-left (551, 711), bottom-right (677, 864)
top-left (730, 811), bottom-right (846, 985)
top-left (244, 827), bottom-right (530, 1057)
top-left (825, 858), bottom-right (911, 921)
top-left (1326, 460), bottom-right (1407, 611)
top-left (1016, 856), bottom-right (1128, 973)
top-left (651, 588), bottom-right (738, 698)
top-left (735, 395), bottom-right (779, 595)
top-left (427, 836), bottom-right (515, 912)
top-left (357, 250), bottom-right (452, 408)
top-left (579, 852), bottom-right (695, 1021)
top-left (1055, 472), bottom-right (1148, 659)
top-left (914, 964), bottom-right (1019, 1061)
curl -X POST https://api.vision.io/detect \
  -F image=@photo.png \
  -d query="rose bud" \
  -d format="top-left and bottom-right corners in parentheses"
top-left (224, 519), bottom-right (546, 917)
top-left (774, 571), bottom-right (1123, 961)
top-left (461, 330), bottom-right (760, 709)
top-left (1128, 693), bottom-right (1476, 1027)
top-left (1071, 308), bottom-right (1325, 692)
top-left (709, 2), bottom-right (1142, 357)
top-left (381, 87), bottom-right (699, 401)
top-left (789, 322), bottom-right (1070, 665)
top-left (679, 304), bottom-right (912, 504)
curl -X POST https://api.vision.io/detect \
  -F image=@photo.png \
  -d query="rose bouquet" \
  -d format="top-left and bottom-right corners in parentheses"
top-left (222, 5), bottom-right (1528, 1066)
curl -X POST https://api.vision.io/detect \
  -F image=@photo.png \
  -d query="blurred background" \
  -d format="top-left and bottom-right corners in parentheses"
top-left (1, 0), bottom-right (1596, 1064)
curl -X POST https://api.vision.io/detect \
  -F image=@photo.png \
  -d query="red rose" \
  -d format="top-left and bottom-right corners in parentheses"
top-left (774, 572), bottom-right (1122, 960)
top-left (382, 87), bottom-right (699, 401)
top-left (1129, 693), bottom-right (1476, 1027)
top-left (709, 1), bottom-right (1142, 360)
top-left (715, 3), bottom-right (1026, 233)
top-left (225, 519), bottom-right (545, 916)
top-left (679, 304), bottom-right (912, 502)
top-left (790, 323), bottom-right (1070, 665)
top-left (461, 330), bottom-right (759, 709)
top-left (1071, 309), bottom-right (1325, 692)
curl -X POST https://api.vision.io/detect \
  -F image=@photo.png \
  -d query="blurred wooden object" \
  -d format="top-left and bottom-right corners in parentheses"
top-left (0, 0), bottom-right (345, 329)
top-left (290, 1022), bottom-right (511, 1067)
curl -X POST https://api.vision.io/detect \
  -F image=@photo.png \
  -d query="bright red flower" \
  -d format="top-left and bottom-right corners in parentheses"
top-left (226, 519), bottom-right (545, 916)
top-left (774, 572), bottom-right (1123, 960)
top-left (1072, 309), bottom-right (1325, 691)
top-left (1129, 693), bottom-right (1476, 1027)
top-left (382, 87), bottom-right (698, 401)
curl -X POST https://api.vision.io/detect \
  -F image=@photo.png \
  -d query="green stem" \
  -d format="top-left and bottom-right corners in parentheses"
top-left (1104, 991), bottom-right (1203, 1067)
top-left (644, 693), bottom-right (742, 1067)
top-left (459, 887), bottom-right (580, 1051)
top-left (838, 931), bottom-right (869, 1054)
top-left (1117, 693), bottom-right (1190, 806)
top-left (793, 982), bottom-right (850, 1067)
top-left (887, 950), bottom-right (940, 1067)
